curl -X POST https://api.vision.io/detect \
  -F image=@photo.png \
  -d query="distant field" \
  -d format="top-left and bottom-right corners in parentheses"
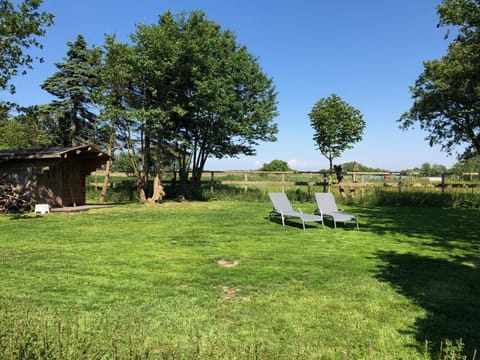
top-left (89, 170), bottom-right (480, 191)
top-left (0, 200), bottom-right (479, 358)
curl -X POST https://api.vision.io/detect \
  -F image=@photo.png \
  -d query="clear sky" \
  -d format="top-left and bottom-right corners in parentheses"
top-left (5, 0), bottom-right (459, 171)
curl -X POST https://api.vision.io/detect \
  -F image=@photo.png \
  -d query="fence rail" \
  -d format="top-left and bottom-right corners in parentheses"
top-left (91, 170), bottom-right (480, 196)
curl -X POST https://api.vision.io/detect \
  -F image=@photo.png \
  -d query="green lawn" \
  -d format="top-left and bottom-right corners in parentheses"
top-left (0, 201), bottom-right (479, 359)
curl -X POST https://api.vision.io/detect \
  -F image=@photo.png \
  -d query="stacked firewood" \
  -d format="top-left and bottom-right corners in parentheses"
top-left (0, 177), bottom-right (32, 213)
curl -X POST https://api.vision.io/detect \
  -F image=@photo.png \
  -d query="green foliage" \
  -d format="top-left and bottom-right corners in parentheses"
top-left (110, 151), bottom-right (139, 174)
top-left (0, 105), bottom-right (52, 149)
top-left (41, 35), bottom-right (103, 147)
top-left (419, 162), bottom-right (449, 176)
top-left (309, 94), bottom-right (366, 170)
top-left (365, 189), bottom-right (451, 208)
top-left (259, 159), bottom-right (291, 171)
top-left (0, 0), bottom-right (54, 94)
top-left (339, 161), bottom-right (387, 173)
top-left (438, 339), bottom-right (466, 360)
top-left (87, 179), bottom-right (138, 203)
top-left (363, 188), bottom-right (480, 209)
top-left (450, 191), bottom-right (480, 209)
top-left (399, 0), bottom-right (480, 158)
top-left (451, 155), bottom-right (480, 175)
top-left (103, 10), bottom-right (278, 197)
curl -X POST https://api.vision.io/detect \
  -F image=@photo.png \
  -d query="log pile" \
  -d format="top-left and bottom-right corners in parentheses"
top-left (0, 177), bottom-right (32, 213)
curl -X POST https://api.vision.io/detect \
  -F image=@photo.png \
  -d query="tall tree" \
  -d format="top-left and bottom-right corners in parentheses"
top-left (41, 34), bottom-right (102, 147)
top-left (399, 0), bottom-right (480, 159)
top-left (309, 94), bottom-right (365, 171)
top-left (0, 0), bottom-right (53, 94)
top-left (105, 10), bottom-right (278, 198)
top-left (96, 36), bottom-right (152, 202)
top-left (145, 11), bottom-right (278, 194)
top-left (100, 34), bottom-right (165, 203)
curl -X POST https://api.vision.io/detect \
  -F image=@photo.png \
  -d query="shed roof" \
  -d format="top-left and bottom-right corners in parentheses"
top-left (0, 145), bottom-right (109, 162)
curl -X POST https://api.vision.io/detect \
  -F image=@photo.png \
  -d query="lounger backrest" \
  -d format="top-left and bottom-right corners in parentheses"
top-left (269, 192), bottom-right (295, 213)
top-left (315, 193), bottom-right (338, 213)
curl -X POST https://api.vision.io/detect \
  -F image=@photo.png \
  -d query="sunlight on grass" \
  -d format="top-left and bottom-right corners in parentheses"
top-left (0, 201), bottom-right (478, 358)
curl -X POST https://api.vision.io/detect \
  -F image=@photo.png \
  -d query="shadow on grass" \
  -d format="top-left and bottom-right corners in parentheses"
top-left (375, 251), bottom-right (480, 357)
top-left (6, 213), bottom-right (43, 220)
top-left (266, 216), bottom-right (324, 230)
top-left (357, 206), bottom-right (480, 355)
top-left (357, 206), bottom-right (480, 254)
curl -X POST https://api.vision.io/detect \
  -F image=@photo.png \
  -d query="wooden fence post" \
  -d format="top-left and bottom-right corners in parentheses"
top-left (210, 171), bottom-right (214, 193)
top-left (172, 170), bottom-right (177, 192)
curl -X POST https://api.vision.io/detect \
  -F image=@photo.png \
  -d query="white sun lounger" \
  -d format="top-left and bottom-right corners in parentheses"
top-left (314, 192), bottom-right (359, 229)
top-left (268, 192), bottom-right (324, 230)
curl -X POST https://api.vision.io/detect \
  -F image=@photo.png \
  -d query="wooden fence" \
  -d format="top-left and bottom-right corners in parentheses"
top-left (91, 170), bottom-right (480, 196)
top-left (203, 171), bottom-right (480, 198)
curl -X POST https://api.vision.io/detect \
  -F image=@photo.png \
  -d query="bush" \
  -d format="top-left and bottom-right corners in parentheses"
top-left (258, 159), bottom-right (292, 171)
top-left (363, 188), bottom-right (480, 209)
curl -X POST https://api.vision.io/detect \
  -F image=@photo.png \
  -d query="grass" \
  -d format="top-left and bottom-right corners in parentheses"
top-left (0, 200), bottom-right (479, 358)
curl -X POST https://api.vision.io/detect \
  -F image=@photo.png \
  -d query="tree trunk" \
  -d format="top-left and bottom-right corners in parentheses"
top-left (137, 178), bottom-right (147, 203)
top-left (127, 152), bottom-right (147, 203)
top-left (147, 171), bottom-right (165, 203)
top-left (99, 117), bottom-right (116, 203)
top-left (99, 160), bottom-right (111, 203)
top-left (177, 149), bottom-right (191, 197)
top-left (192, 169), bottom-right (202, 189)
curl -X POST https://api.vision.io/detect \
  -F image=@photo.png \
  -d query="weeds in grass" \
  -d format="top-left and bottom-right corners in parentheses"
top-left (363, 188), bottom-right (480, 209)
top-left (0, 304), bottom-right (474, 359)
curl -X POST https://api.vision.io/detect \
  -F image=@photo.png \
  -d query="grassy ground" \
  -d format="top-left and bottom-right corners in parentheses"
top-left (0, 200), bottom-right (479, 358)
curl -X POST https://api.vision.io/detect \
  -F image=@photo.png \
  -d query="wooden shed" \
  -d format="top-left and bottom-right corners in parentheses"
top-left (0, 145), bottom-right (109, 207)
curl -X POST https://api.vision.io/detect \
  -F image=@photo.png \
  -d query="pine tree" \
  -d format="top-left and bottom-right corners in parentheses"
top-left (41, 34), bottom-right (102, 147)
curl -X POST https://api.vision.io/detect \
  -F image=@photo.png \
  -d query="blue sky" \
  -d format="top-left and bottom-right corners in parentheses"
top-left (5, 0), bottom-right (459, 171)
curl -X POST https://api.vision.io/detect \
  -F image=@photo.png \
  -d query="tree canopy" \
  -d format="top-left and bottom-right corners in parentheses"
top-left (0, 0), bottom-right (53, 94)
top-left (399, 0), bottom-right (480, 159)
top-left (0, 105), bottom-right (51, 149)
top-left (451, 155), bottom-right (480, 175)
top-left (259, 159), bottom-right (291, 171)
top-left (101, 10), bottom-right (278, 197)
top-left (309, 94), bottom-right (365, 170)
top-left (41, 35), bottom-right (102, 147)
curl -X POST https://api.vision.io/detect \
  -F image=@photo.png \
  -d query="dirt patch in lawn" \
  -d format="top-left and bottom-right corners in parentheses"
top-left (220, 286), bottom-right (251, 301)
top-left (217, 259), bottom-right (240, 268)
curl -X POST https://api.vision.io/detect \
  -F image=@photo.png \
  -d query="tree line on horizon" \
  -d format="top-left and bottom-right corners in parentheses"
top-left (257, 158), bottom-right (480, 177)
